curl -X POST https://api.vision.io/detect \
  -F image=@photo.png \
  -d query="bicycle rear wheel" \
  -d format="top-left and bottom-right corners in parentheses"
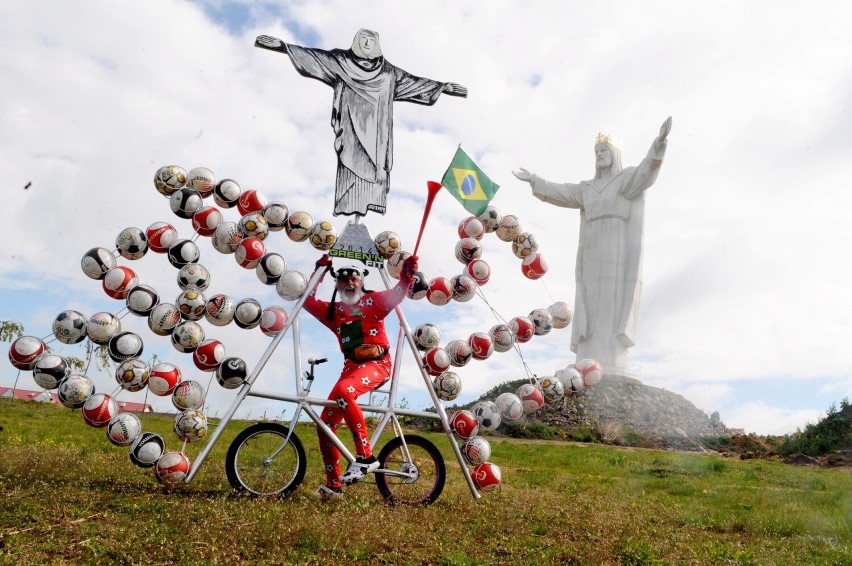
top-left (225, 422), bottom-right (306, 497)
top-left (375, 435), bottom-right (445, 505)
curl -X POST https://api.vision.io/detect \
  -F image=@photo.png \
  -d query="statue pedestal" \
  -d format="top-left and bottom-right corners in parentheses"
top-left (602, 363), bottom-right (642, 385)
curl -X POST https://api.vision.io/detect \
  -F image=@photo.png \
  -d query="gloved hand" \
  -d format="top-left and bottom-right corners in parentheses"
top-left (315, 254), bottom-right (332, 272)
top-left (401, 255), bottom-right (419, 280)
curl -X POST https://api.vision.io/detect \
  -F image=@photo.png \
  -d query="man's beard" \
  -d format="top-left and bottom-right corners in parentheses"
top-left (339, 286), bottom-right (364, 306)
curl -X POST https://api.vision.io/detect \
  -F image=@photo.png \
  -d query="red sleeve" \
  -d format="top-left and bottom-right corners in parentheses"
top-left (302, 275), bottom-right (336, 331)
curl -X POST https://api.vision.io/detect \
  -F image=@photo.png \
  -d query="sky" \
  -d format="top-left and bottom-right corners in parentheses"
top-left (2, 0), bottom-right (852, 437)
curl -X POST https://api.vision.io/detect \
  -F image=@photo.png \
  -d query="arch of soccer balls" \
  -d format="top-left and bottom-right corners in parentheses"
top-left (6, 164), bottom-right (604, 492)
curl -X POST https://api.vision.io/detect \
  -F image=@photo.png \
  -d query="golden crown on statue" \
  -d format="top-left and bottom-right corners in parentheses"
top-left (595, 132), bottom-right (621, 148)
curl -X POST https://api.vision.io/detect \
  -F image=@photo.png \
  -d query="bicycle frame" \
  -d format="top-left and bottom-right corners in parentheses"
top-left (185, 226), bottom-right (480, 500)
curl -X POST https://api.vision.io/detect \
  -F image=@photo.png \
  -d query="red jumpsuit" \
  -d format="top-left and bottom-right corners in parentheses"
top-left (304, 270), bottom-right (412, 489)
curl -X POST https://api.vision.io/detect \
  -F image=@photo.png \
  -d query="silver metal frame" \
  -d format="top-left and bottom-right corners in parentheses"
top-left (184, 256), bottom-right (480, 501)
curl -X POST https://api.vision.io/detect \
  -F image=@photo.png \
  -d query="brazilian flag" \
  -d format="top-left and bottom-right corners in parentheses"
top-left (441, 147), bottom-right (499, 215)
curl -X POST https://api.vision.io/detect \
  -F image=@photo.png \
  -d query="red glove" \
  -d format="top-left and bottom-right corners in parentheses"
top-left (401, 255), bottom-right (419, 280)
top-left (315, 254), bottom-right (332, 271)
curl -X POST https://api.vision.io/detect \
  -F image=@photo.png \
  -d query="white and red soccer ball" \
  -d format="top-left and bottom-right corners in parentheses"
top-left (107, 412), bottom-right (142, 446)
top-left (237, 189), bottom-right (268, 215)
top-left (422, 347), bottom-right (451, 376)
top-left (450, 410), bottom-right (480, 439)
top-left (192, 206), bottom-right (222, 237)
top-left (445, 339), bottom-right (472, 367)
top-left (205, 294), bottom-right (236, 327)
top-left (458, 216), bottom-right (485, 240)
top-left (556, 366), bottom-right (585, 395)
top-left (187, 166), bottom-right (216, 197)
top-left (171, 380), bottom-right (205, 411)
top-left (260, 307), bottom-right (288, 337)
top-left (461, 436), bottom-right (491, 466)
top-left (149, 363), bottom-right (182, 396)
top-left (472, 462), bottom-right (502, 492)
top-left (155, 451), bottom-right (191, 485)
top-left (495, 392), bottom-right (524, 423)
top-left (82, 394), bottom-right (117, 428)
top-left (516, 383), bottom-right (545, 414)
top-left (102, 266), bottom-right (138, 300)
top-left (488, 324), bottom-right (515, 353)
top-left (192, 339), bottom-right (226, 371)
top-left (454, 238), bottom-right (482, 264)
top-left (145, 222), bottom-right (178, 253)
top-left (427, 277), bottom-right (453, 306)
top-left (466, 259), bottom-right (491, 285)
top-left (468, 333), bottom-right (494, 361)
top-left (235, 237), bottom-right (266, 269)
top-left (576, 358), bottom-right (604, 386)
top-left (509, 316), bottom-right (535, 343)
top-left (522, 253), bottom-right (548, 280)
top-left (451, 274), bottom-right (477, 302)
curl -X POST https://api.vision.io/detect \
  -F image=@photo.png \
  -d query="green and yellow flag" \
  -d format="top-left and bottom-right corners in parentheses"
top-left (441, 147), bottom-right (499, 215)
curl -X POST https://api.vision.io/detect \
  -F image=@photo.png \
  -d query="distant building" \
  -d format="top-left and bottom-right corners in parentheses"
top-left (0, 388), bottom-right (153, 413)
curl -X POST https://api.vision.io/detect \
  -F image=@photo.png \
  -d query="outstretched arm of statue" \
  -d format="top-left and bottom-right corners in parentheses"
top-left (512, 168), bottom-right (533, 184)
top-left (442, 83), bottom-right (468, 97)
top-left (651, 116), bottom-right (672, 159)
top-left (255, 35), bottom-right (289, 53)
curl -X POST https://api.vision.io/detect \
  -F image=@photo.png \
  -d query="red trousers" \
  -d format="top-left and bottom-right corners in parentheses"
top-left (317, 357), bottom-right (391, 488)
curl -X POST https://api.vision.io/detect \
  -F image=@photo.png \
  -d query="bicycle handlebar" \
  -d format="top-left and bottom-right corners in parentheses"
top-left (307, 357), bottom-right (328, 365)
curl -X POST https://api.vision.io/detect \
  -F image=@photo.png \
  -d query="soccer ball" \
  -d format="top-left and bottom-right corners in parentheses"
top-left (458, 216), bottom-right (485, 240)
top-left (427, 277), bottom-right (453, 306)
top-left (155, 451), bottom-right (191, 485)
top-left (576, 358), bottom-right (604, 386)
top-left (466, 259), bottom-right (491, 285)
top-left (145, 222), bottom-right (178, 253)
top-left (284, 211), bottom-right (313, 242)
top-left (57, 374), bottom-right (95, 409)
top-left (538, 375), bottom-right (564, 403)
top-left (556, 366), bottom-right (585, 394)
top-left (386, 251), bottom-right (411, 279)
top-left (33, 354), bottom-right (69, 389)
top-left (309, 220), bottom-right (338, 251)
top-left (147, 303), bottom-right (181, 336)
top-left (374, 231), bottom-right (401, 258)
top-left (107, 413), bottom-right (142, 446)
top-left (177, 263), bottom-right (210, 292)
top-left (216, 356), bottom-right (248, 389)
top-left (129, 432), bottom-right (166, 468)
top-left (450, 410), bottom-right (480, 439)
top-left (172, 380), bottom-right (205, 411)
top-left (262, 201), bottom-right (289, 231)
top-left (256, 253), bottom-right (287, 285)
top-left (125, 285), bottom-right (160, 317)
top-left (413, 323), bottom-right (441, 350)
top-left (473, 401), bottom-right (502, 431)
top-left (522, 253), bottom-right (549, 280)
top-left (451, 274), bottom-right (477, 302)
top-left (186, 166), bottom-right (215, 197)
top-left (174, 409), bottom-right (208, 443)
top-left (529, 308), bottom-right (554, 336)
top-left (549, 301), bottom-right (573, 329)
top-left (234, 298), bottom-right (263, 329)
top-left (235, 237), bottom-right (266, 269)
top-left (406, 271), bottom-right (429, 300)
top-left (169, 187), bottom-right (203, 219)
top-left (191, 206), bottom-right (223, 237)
top-left (171, 321), bottom-right (204, 353)
top-left (472, 462), bottom-right (502, 492)
top-left (495, 214), bottom-right (522, 241)
top-left (488, 324), bottom-right (515, 353)
top-left (52, 310), bottom-right (88, 344)
top-left (478, 206), bottom-right (502, 233)
top-left (468, 333), bottom-right (494, 360)
top-left (509, 316), bottom-right (535, 343)
top-left (115, 227), bottom-right (148, 260)
top-left (102, 266), bottom-right (138, 299)
top-left (8, 335), bottom-right (46, 370)
top-left (495, 392), bottom-right (524, 423)
top-left (115, 358), bottom-right (150, 392)
top-left (238, 212), bottom-right (269, 241)
top-left (167, 239), bottom-right (200, 268)
top-left (422, 347), bottom-right (451, 376)
top-left (82, 394), bottom-right (117, 428)
top-left (461, 436), bottom-right (491, 466)
top-left (260, 307), bottom-right (288, 337)
top-left (212, 221), bottom-right (242, 254)
top-left (205, 294), bottom-right (235, 327)
top-left (213, 178), bottom-right (241, 208)
top-left (149, 363), bottom-right (182, 396)
top-left (516, 383), bottom-right (545, 414)
top-left (86, 312), bottom-right (120, 345)
top-left (107, 331), bottom-right (143, 362)
top-left (454, 238), bottom-right (482, 264)
top-left (511, 232), bottom-right (539, 259)
top-left (155, 165), bottom-right (187, 196)
top-left (276, 270), bottom-right (307, 301)
top-left (192, 339), bottom-right (226, 372)
top-left (432, 371), bottom-right (461, 401)
top-left (445, 339), bottom-right (473, 367)
top-left (176, 290), bottom-right (207, 321)
top-left (81, 247), bottom-right (117, 280)
top-left (237, 189), bottom-right (268, 215)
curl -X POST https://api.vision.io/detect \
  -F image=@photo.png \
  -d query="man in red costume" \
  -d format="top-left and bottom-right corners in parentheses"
top-left (304, 254), bottom-right (418, 497)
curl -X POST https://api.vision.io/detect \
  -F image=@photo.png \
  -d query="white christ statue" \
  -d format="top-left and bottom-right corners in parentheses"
top-left (513, 117), bottom-right (672, 377)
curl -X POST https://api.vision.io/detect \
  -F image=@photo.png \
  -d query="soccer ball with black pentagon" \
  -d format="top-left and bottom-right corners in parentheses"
top-left (171, 321), bottom-right (204, 353)
top-left (57, 374), bottom-right (95, 409)
top-left (115, 358), bottom-right (149, 392)
top-left (115, 227), bottom-right (148, 260)
top-left (177, 263), bottom-right (210, 292)
top-left (473, 401), bottom-right (502, 432)
top-left (52, 310), bottom-right (88, 344)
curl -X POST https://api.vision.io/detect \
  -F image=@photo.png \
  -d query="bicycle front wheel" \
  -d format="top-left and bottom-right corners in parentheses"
top-left (225, 422), bottom-right (307, 497)
top-left (375, 435), bottom-right (446, 505)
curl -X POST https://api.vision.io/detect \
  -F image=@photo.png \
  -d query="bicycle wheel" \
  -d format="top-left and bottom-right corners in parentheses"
top-left (375, 435), bottom-right (446, 505)
top-left (225, 422), bottom-right (307, 497)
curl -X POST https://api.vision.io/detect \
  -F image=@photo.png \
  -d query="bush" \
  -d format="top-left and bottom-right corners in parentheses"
top-left (778, 399), bottom-right (852, 457)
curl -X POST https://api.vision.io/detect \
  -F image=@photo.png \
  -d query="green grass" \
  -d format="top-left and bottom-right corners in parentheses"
top-left (0, 398), bottom-right (850, 565)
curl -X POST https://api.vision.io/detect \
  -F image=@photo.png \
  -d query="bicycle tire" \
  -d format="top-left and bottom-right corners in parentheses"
top-left (225, 422), bottom-right (307, 497)
top-left (375, 435), bottom-right (446, 505)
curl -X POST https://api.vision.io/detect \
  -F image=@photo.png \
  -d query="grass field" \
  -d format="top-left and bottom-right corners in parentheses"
top-left (0, 398), bottom-right (849, 565)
